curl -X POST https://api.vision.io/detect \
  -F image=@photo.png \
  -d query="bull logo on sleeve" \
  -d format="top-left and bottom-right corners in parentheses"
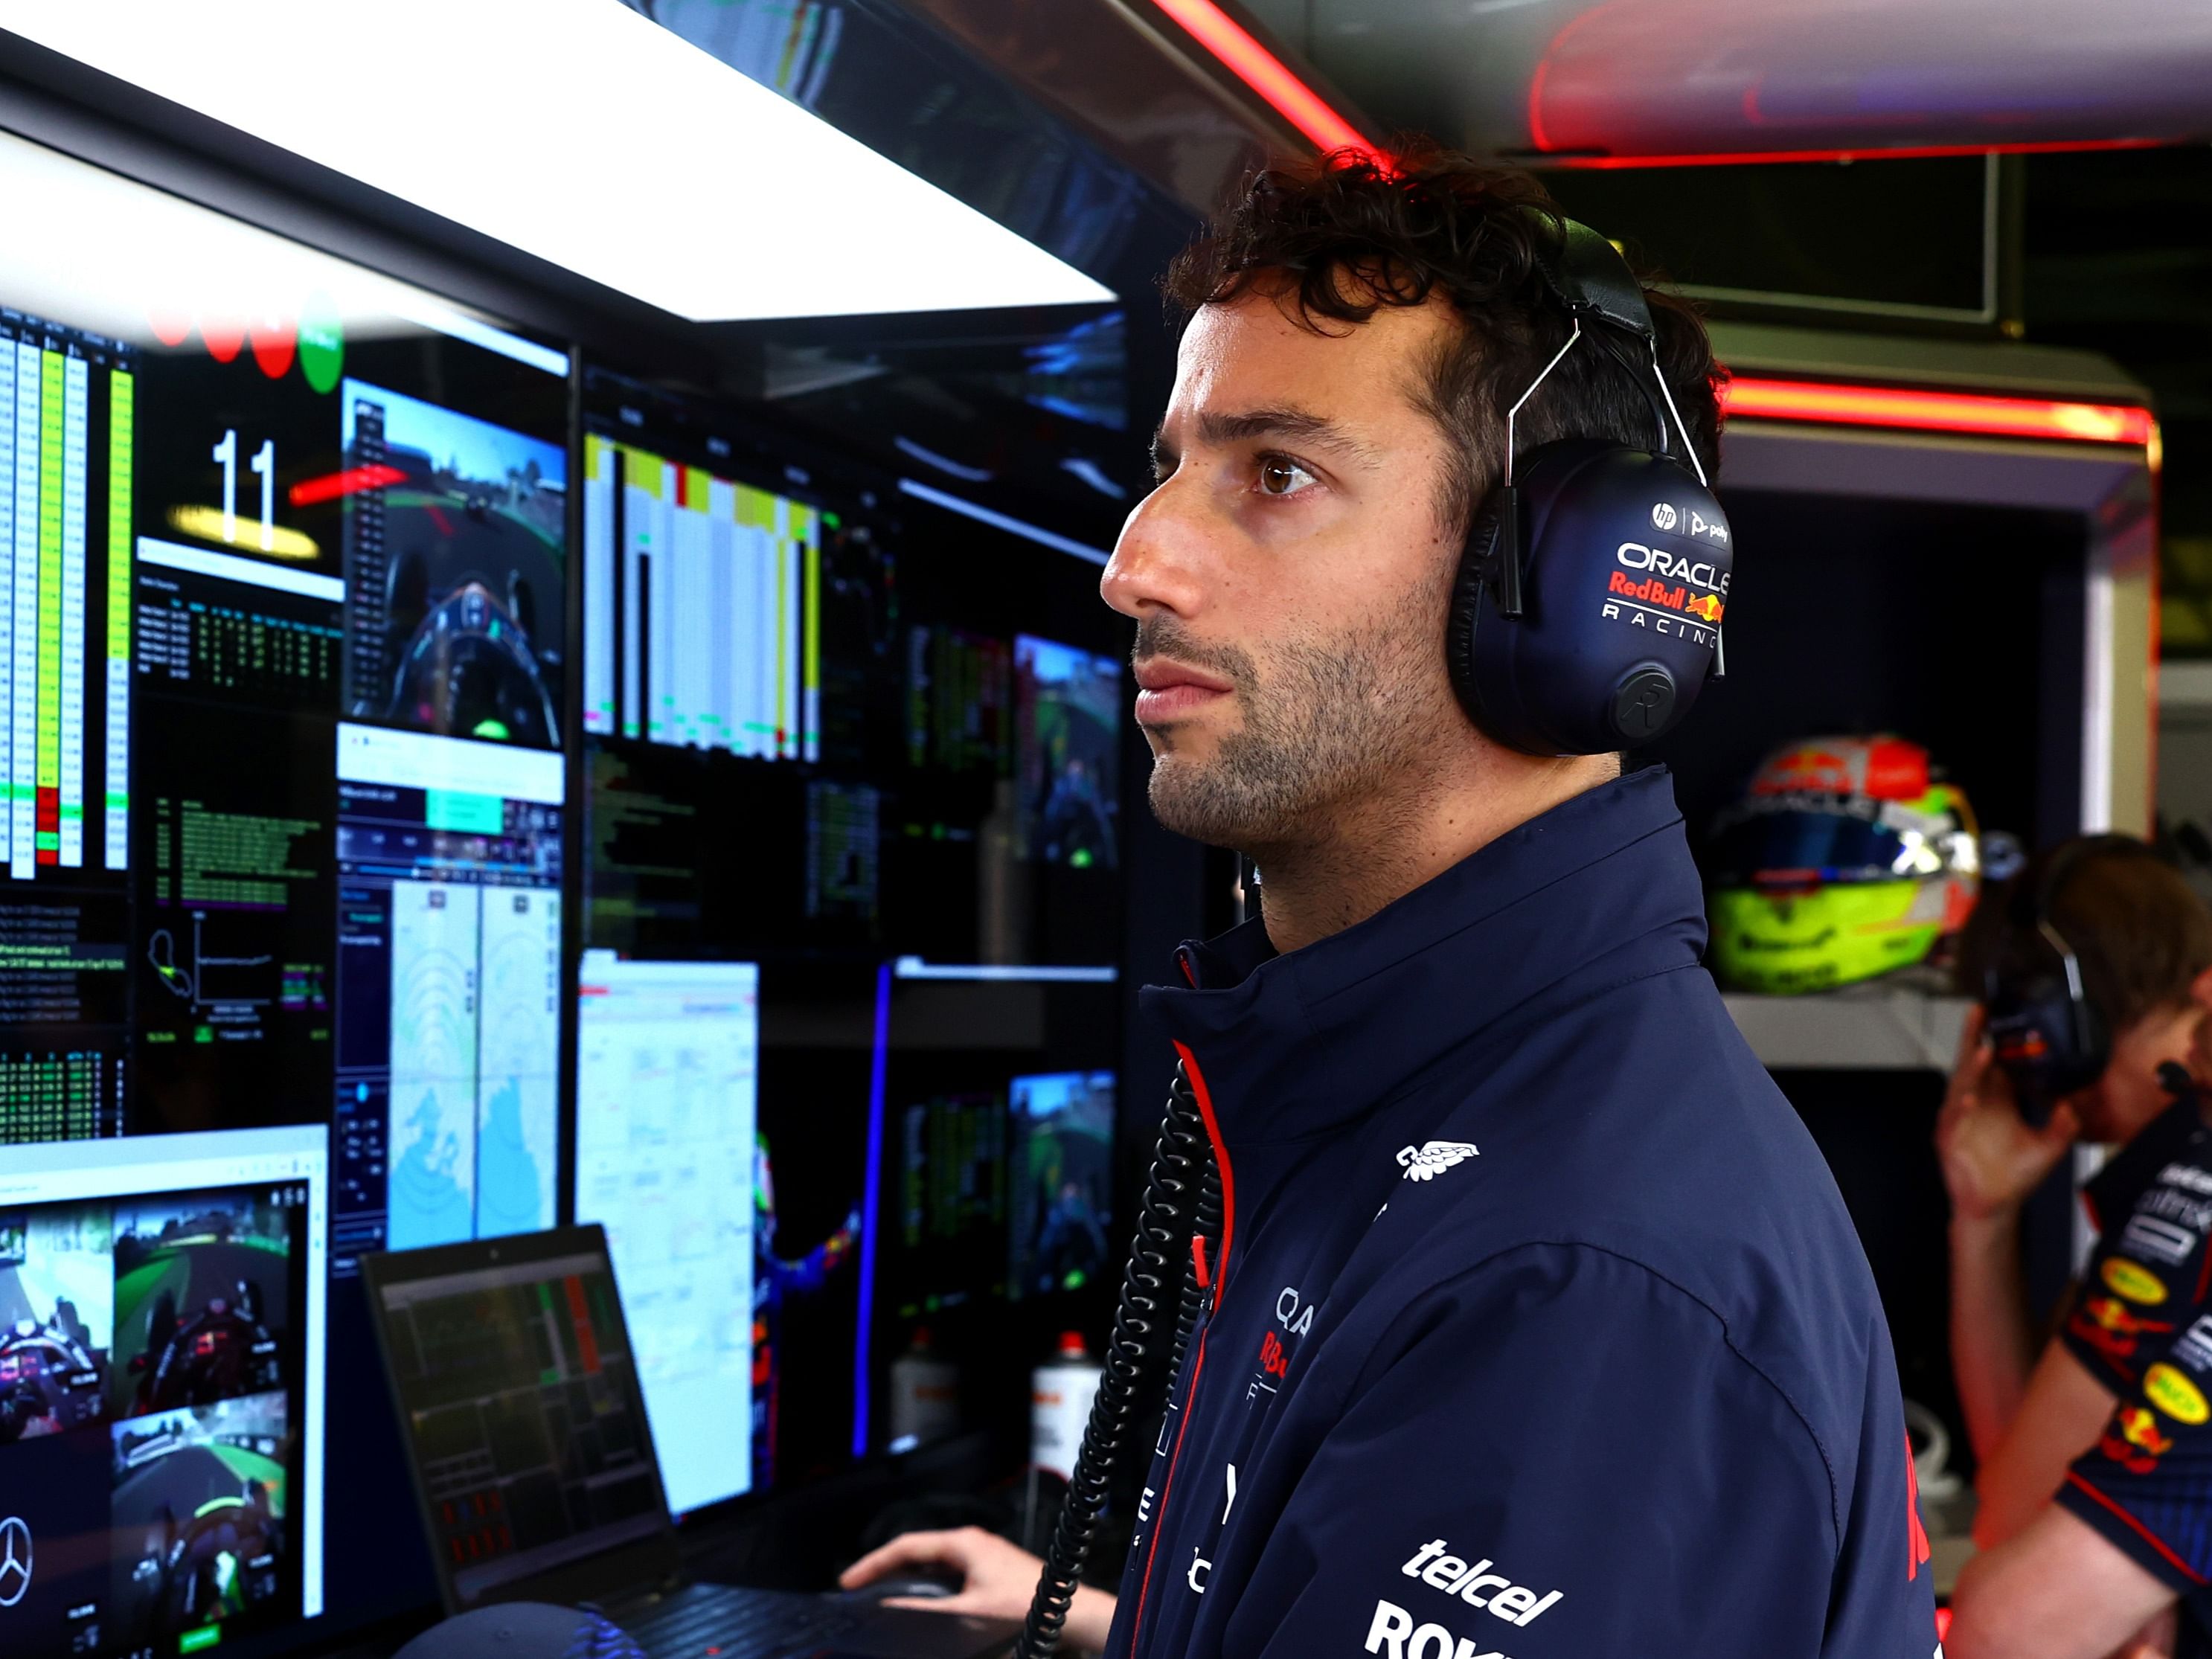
top-left (2102, 1405), bottom-right (2177, 1475)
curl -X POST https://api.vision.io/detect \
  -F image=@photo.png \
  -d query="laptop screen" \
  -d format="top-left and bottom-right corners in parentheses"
top-left (363, 1228), bottom-right (679, 1611)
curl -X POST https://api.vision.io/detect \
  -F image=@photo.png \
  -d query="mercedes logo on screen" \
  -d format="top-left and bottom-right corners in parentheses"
top-left (0, 1515), bottom-right (31, 1608)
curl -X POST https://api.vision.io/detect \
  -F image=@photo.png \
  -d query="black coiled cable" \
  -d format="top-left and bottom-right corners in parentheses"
top-left (1015, 1061), bottom-right (1219, 1658)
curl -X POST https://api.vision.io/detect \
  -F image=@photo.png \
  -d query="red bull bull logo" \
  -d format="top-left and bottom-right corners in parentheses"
top-left (2068, 1294), bottom-right (2175, 1363)
top-left (2102, 1405), bottom-right (2176, 1474)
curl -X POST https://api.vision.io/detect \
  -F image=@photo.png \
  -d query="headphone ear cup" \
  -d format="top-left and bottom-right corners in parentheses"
top-left (1447, 490), bottom-right (1507, 734)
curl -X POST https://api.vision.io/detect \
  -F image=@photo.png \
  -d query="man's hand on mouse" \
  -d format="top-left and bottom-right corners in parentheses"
top-left (839, 1526), bottom-right (1118, 1652)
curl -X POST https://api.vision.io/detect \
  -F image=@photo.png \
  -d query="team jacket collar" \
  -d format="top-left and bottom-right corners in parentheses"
top-left (1142, 766), bottom-right (1708, 1146)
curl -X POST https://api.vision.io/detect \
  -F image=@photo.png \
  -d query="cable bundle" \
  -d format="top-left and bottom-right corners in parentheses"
top-left (1016, 1062), bottom-right (1219, 1658)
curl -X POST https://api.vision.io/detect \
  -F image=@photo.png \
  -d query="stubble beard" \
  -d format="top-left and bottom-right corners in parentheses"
top-left (1138, 587), bottom-right (1454, 856)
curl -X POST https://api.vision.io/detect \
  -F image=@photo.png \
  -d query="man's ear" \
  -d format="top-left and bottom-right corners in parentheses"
top-left (2193, 963), bottom-right (2212, 1015)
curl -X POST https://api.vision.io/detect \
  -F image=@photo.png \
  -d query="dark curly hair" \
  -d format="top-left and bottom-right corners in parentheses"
top-left (1165, 142), bottom-right (1725, 539)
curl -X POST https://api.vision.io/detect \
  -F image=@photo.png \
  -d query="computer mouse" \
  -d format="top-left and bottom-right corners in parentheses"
top-left (838, 1566), bottom-right (965, 1603)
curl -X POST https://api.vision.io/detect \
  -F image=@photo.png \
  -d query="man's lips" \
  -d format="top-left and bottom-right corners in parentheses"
top-left (1132, 658), bottom-right (1231, 724)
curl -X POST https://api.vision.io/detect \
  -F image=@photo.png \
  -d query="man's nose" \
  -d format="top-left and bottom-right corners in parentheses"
top-left (1101, 477), bottom-right (1210, 623)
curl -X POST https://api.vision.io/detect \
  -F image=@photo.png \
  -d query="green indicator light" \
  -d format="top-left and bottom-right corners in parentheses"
top-left (298, 291), bottom-right (344, 393)
top-left (180, 1624), bottom-right (223, 1652)
top-left (194, 1027), bottom-right (214, 1044)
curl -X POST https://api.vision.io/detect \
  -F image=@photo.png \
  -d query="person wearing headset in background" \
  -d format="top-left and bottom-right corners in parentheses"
top-left (1941, 838), bottom-right (2212, 1658)
top-left (844, 143), bottom-right (1937, 1657)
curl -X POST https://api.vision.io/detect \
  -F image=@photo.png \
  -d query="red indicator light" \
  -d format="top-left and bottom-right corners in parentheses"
top-left (1723, 376), bottom-right (2155, 448)
top-left (251, 309), bottom-right (298, 379)
top-left (201, 309), bottom-right (246, 364)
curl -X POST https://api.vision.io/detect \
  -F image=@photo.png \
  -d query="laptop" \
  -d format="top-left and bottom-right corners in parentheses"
top-left (362, 1225), bottom-right (1018, 1659)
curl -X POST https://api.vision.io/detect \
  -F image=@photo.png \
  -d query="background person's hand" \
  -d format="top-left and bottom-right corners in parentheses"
top-left (839, 1525), bottom-right (1118, 1651)
top-left (1937, 1006), bottom-right (2080, 1223)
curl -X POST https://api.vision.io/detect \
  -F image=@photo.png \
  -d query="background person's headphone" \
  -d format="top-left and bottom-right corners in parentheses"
top-left (1984, 835), bottom-right (2167, 1126)
top-left (1446, 213), bottom-right (1734, 755)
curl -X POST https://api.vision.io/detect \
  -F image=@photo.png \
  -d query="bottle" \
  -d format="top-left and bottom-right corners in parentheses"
top-left (1030, 1330), bottom-right (1103, 1482)
top-left (886, 1326), bottom-right (960, 1451)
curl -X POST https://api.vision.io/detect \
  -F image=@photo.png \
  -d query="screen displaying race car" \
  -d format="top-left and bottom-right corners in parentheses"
top-left (0, 1204), bottom-right (112, 1441)
top-left (109, 1392), bottom-right (289, 1649)
top-left (0, 1128), bottom-right (324, 1659)
top-left (108, 1190), bottom-right (295, 1419)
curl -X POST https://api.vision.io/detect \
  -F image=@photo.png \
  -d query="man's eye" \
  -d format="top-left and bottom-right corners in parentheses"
top-left (1257, 457), bottom-right (1316, 497)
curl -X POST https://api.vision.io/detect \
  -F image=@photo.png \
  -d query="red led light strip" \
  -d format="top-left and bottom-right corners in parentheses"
top-left (1151, 0), bottom-right (1376, 158)
top-left (1533, 137), bottom-right (2167, 170)
top-left (1723, 376), bottom-right (2156, 447)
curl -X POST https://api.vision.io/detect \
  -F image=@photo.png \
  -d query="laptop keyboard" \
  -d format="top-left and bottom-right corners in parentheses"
top-left (617, 1583), bottom-right (861, 1659)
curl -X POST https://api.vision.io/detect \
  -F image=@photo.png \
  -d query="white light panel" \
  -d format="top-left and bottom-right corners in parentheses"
top-left (3, 0), bottom-right (1116, 321)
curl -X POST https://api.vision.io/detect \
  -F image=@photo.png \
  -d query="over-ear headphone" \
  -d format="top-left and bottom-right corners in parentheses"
top-left (1446, 212), bottom-right (1733, 756)
top-left (1984, 835), bottom-right (2165, 1126)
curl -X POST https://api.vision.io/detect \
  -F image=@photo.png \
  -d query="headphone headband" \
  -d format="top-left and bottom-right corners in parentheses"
top-left (1520, 209), bottom-right (1657, 346)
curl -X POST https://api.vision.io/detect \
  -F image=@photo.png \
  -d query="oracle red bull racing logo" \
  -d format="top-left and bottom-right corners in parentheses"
top-left (1601, 542), bottom-right (1726, 644)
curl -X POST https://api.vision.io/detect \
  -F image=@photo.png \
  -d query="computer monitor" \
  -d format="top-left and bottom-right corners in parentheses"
top-left (580, 368), bottom-right (900, 963)
top-left (331, 725), bottom-right (565, 1271)
top-left (1007, 1071), bottom-right (1115, 1301)
top-left (339, 382), bottom-right (568, 748)
top-left (572, 954), bottom-right (761, 1518)
top-left (0, 1123), bottom-right (327, 1658)
top-left (893, 1092), bottom-right (1008, 1320)
top-left (582, 397), bottom-right (829, 763)
top-left (360, 1225), bottom-right (673, 1614)
top-left (1013, 636), bottom-right (1120, 873)
top-left (571, 953), bottom-right (871, 1514)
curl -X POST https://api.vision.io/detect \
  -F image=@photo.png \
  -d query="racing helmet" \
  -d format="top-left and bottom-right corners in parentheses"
top-left (1706, 736), bottom-right (1981, 995)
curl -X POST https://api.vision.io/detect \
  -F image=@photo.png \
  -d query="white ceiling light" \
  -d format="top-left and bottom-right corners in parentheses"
top-left (1, 0), bottom-right (1116, 321)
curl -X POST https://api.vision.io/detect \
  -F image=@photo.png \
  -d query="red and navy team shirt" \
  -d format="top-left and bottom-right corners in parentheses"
top-left (2059, 1078), bottom-right (2212, 1644)
top-left (1103, 770), bottom-right (1938, 1659)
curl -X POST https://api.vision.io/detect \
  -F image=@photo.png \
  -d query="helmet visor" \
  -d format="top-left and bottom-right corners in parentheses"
top-left (1710, 797), bottom-right (1969, 888)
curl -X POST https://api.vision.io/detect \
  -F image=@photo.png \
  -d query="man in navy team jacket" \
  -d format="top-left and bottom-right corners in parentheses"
top-left (844, 143), bottom-right (1937, 1658)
